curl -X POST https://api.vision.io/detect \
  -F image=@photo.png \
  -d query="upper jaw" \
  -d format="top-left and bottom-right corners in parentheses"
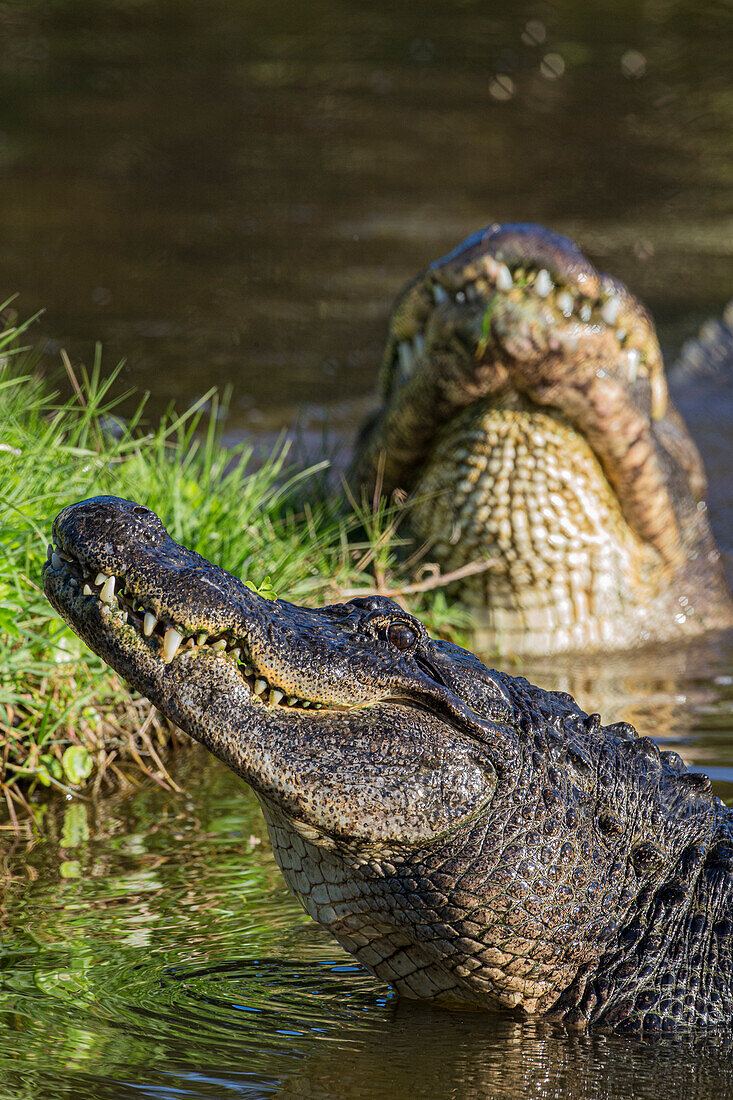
top-left (386, 223), bottom-right (660, 414)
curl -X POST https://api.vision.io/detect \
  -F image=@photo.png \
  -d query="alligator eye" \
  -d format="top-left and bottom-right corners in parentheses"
top-left (388, 621), bottom-right (417, 651)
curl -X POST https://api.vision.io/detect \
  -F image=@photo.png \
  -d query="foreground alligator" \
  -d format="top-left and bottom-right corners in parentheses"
top-left (44, 497), bottom-right (733, 1033)
top-left (352, 224), bottom-right (733, 655)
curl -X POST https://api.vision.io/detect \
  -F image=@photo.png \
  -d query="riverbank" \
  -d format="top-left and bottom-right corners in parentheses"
top-left (0, 317), bottom-right (471, 824)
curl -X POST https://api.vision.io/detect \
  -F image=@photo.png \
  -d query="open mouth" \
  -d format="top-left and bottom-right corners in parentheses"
top-left (45, 540), bottom-right (329, 713)
top-left (389, 255), bottom-right (663, 416)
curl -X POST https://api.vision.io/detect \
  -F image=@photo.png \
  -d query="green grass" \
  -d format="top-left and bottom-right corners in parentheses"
top-left (0, 316), bottom-right (471, 824)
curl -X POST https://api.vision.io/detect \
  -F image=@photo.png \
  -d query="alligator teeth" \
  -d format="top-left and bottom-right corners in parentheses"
top-left (627, 347), bottom-right (640, 384)
top-left (557, 290), bottom-right (574, 317)
top-left (601, 296), bottom-right (621, 325)
top-left (47, 543), bottom-right (54, 561)
top-left (143, 612), bottom-right (157, 637)
top-left (412, 333), bottom-right (425, 357)
top-left (162, 626), bottom-right (183, 662)
top-left (496, 264), bottom-right (513, 291)
top-left (432, 282), bottom-right (448, 304)
top-left (286, 696), bottom-right (298, 706)
top-left (230, 647), bottom-right (242, 660)
top-left (269, 688), bottom-right (284, 706)
top-left (83, 583), bottom-right (93, 596)
top-left (253, 678), bottom-right (267, 696)
top-left (301, 699), bottom-right (311, 708)
top-left (398, 341), bottom-right (414, 377)
top-left (52, 551), bottom-right (63, 570)
top-left (95, 572), bottom-right (108, 587)
top-left (534, 269), bottom-right (552, 298)
top-left (580, 303), bottom-right (592, 322)
top-left (243, 664), bottom-right (254, 676)
top-left (196, 632), bottom-right (207, 645)
top-left (100, 575), bottom-right (116, 604)
top-left (211, 638), bottom-right (227, 651)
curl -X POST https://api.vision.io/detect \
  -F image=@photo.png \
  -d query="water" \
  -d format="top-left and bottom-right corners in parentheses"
top-left (3, 0), bottom-right (733, 1096)
top-left (3, 748), bottom-right (733, 1100)
top-left (2, 0), bottom-right (732, 447)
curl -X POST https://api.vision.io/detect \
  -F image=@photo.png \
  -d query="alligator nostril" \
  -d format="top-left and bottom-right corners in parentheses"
top-left (133, 506), bottom-right (151, 518)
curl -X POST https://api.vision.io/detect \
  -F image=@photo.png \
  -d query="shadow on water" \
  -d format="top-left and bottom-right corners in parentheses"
top-left (3, 1), bottom-right (733, 1097)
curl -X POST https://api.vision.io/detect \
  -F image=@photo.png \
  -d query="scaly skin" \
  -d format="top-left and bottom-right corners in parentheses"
top-left (44, 497), bottom-right (733, 1034)
top-left (351, 224), bottom-right (733, 656)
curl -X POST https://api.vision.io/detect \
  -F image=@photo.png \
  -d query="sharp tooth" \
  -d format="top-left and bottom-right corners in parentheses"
top-left (398, 341), bottom-right (414, 378)
top-left (627, 347), bottom-right (640, 384)
top-left (557, 290), bottom-right (573, 316)
top-left (230, 647), bottom-right (242, 660)
top-left (269, 688), bottom-right (284, 705)
top-left (100, 575), bottom-right (116, 604)
top-left (52, 551), bottom-right (63, 570)
top-left (433, 283), bottom-right (448, 304)
top-left (94, 572), bottom-right (108, 587)
top-left (301, 699), bottom-right (311, 708)
top-left (83, 583), bottom-right (93, 596)
top-left (580, 303), bottom-right (592, 322)
top-left (243, 665), bottom-right (254, 677)
top-left (286, 696), bottom-right (297, 706)
top-left (196, 632), bottom-right (207, 645)
top-left (143, 612), bottom-right (157, 637)
top-left (496, 264), bottom-right (513, 291)
top-left (616, 328), bottom-right (627, 343)
top-left (253, 679), bottom-right (267, 696)
top-left (534, 269), bottom-right (552, 297)
top-left (211, 639), bottom-right (227, 651)
top-left (651, 368), bottom-right (667, 420)
top-left (162, 626), bottom-right (183, 662)
top-left (412, 333), bottom-right (425, 357)
top-left (601, 295), bottom-right (621, 325)
top-left (47, 544), bottom-right (54, 561)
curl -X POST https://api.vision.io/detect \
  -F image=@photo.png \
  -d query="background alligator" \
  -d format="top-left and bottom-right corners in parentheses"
top-left (351, 223), bottom-right (733, 656)
top-left (44, 497), bottom-right (733, 1033)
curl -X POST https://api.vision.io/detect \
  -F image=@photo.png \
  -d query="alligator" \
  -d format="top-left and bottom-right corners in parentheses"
top-left (351, 223), bottom-right (733, 656)
top-left (44, 496), bottom-right (733, 1033)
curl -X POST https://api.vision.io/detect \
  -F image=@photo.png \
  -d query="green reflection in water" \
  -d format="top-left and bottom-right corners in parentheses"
top-left (1, 722), bottom-right (733, 1099)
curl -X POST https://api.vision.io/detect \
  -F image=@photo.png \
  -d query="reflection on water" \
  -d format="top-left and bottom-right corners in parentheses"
top-left (3, 1), bottom-right (733, 1097)
top-left (3, 736), bottom-right (733, 1100)
top-left (0, 746), bottom-right (722, 1098)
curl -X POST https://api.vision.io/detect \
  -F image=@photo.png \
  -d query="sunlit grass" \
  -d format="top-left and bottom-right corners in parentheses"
top-left (0, 317), bottom-right (470, 822)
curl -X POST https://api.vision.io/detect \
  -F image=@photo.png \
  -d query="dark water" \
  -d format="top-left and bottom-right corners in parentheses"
top-left (3, 1), bottom-right (733, 1097)
top-left (2, 0), bottom-right (733, 446)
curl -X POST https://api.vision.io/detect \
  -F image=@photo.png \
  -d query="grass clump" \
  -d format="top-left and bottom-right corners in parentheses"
top-left (0, 316), bottom-right (472, 823)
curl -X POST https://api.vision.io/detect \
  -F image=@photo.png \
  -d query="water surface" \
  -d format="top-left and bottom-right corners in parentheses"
top-left (3, 745), bottom-right (733, 1100)
top-left (3, 1), bottom-right (733, 1097)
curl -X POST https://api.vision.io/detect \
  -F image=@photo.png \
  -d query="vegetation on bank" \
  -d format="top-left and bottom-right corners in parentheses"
top-left (0, 316), bottom-right (472, 824)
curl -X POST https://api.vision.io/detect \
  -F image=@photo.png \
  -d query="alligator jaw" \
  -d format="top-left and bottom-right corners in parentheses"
top-left (44, 538), bottom-right (334, 714)
top-left (43, 496), bottom-right (512, 844)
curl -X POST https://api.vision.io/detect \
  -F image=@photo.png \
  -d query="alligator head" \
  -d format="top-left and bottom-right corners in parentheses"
top-left (351, 223), bottom-right (732, 655)
top-left (44, 497), bottom-right (733, 1032)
